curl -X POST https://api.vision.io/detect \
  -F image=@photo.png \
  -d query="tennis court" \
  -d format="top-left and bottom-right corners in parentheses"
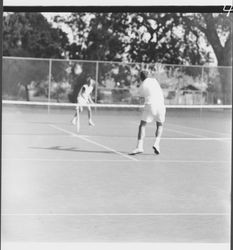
top-left (1, 103), bottom-right (231, 249)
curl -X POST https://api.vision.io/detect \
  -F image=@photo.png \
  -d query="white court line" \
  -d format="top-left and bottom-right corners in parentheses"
top-left (2, 158), bottom-right (230, 164)
top-left (164, 127), bottom-right (206, 137)
top-left (74, 135), bottom-right (231, 141)
top-left (166, 122), bottom-right (231, 137)
top-left (2, 133), bottom-right (231, 140)
top-left (132, 122), bottom-right (230, 138)
top-left (49, 124), bottom-right (138, 162)
top-left (161, 137), bottom-right (231, 141)
top-left (131, 121), bottom-right (204, 138)
top-left (2, 213), bottom-right (230, 216)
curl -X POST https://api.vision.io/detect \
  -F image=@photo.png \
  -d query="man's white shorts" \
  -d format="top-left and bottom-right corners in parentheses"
top-left (141, 103), bottom-right (166, 123)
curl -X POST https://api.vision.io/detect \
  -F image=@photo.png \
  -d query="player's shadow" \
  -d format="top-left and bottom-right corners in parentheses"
top-left (29, 121), bottom-right (71, 125)
top-left (31, 146), bottom-right (153, 156)
top-left (30, 146), bottom-right (129, 155)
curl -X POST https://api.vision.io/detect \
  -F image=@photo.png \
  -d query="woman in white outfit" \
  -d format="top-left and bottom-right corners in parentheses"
top-left (71, 76), bottom-right (95, 132)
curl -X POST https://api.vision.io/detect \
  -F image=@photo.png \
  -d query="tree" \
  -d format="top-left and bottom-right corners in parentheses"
top-left (124, 13), bottom-right (193, 64)
top-left (3, 13), bottom-right (69, 58)
top-left (3, 13), bottom-right (71, 101)
top-left (84, 13), bottom-right (130, 61)
top-left (54, 12), bottom-right (212, 65)
top-left (181, 13), bottom-right (232, 103)
top-left (54, 12), bottom-right (129, 61)
top-left (2, 58), bottom-right (49, 101)
top-left (181, 13), bottom-right (232, 66)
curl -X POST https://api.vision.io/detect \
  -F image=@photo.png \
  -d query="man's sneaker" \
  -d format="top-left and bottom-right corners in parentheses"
top-left (88, 120), bottom-right (95, 126)
top-left (152, 145), bottom-right (160, 155)
top-left (129, 148), bottom-right (144, 155)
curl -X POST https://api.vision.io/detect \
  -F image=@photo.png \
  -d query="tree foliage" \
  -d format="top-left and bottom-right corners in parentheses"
top-left (180, 13), bottom-right (232, 103)
top-left (3, 13), bottom-right (72, 101)
top-left (3, 12), bottom-right (69, 58)
top-left (3, 12), bottom-right (232, 66)
top-left (54, 13), bottom-right (129, 61)
top-left (181, 13), bottom-right (232, 66)
top-left (2, 58), bottom-right (50, 101)
top-left (53, 12), bottom-right (232, 67)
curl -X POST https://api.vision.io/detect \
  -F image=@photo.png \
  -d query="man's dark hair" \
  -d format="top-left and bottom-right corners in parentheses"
top-left (140, 71), bottom-right (149, 81)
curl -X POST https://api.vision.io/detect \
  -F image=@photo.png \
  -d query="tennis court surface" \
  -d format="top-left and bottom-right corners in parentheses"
top-left (1, 103), bottom-right (231, 249)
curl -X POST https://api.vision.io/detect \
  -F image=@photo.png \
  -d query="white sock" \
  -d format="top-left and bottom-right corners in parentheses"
top-left (154, 138), bottom-right (160, 147)
top-left (137, 139), bottom-right (143, 150)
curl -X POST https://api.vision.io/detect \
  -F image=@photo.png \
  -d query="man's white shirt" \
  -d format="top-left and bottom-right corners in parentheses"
top-left (138, 77), bottom-right (165, 107)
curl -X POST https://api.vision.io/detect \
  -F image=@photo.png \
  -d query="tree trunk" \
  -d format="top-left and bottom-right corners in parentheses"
top-left (217, 37), bottom-right (232, 104)
top-left (203, 14), bottom-right (232, 104)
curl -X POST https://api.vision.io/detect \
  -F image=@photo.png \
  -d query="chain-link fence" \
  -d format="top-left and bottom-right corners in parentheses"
top-left (2, 57), bottom-right (232, 105)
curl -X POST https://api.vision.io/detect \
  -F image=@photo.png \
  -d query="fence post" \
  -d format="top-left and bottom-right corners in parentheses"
top-left (95, 61), bottom-right (99, 104)
top-left (48, 59), bottom-right (52, 113)
top-left (201, 66), bottom-right (204, 105)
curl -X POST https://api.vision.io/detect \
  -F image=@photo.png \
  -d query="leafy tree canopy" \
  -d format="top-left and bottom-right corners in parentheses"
top-left (54, 12), bottom-right (232, 66)
top-left (3, 12), bottom-right (70, 58)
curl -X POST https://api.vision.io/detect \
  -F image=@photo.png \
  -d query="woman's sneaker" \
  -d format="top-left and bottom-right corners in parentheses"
top-left (88, 120), bottom-right (95, 126)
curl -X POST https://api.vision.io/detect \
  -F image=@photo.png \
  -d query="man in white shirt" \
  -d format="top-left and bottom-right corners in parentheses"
top-left (71, 76), bottom-right (95, 132)
top-left (130, 70), bottom-right (166, 155)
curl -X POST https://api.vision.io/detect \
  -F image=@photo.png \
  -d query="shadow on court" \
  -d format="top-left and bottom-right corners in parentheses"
top-left (28, 121), bottom-right (72, 125)
top-left (30, 146), bottom-right (155, 156)
top-left (30, 146), bottom-right (137, 155)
